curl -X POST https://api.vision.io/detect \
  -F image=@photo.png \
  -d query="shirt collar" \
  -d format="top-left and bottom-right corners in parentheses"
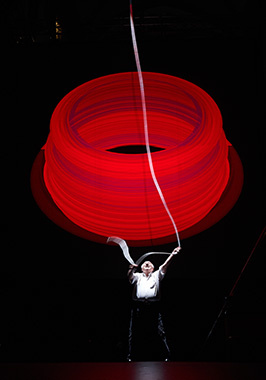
top-left (142, 272), bottom-right (152, 279)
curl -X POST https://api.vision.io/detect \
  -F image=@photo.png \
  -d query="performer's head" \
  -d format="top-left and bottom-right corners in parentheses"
top-left (141, 261), bottom-right (154, 275)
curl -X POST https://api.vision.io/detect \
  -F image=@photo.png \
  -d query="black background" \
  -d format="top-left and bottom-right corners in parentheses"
top-left (1, 0), bottom-right (265, 362)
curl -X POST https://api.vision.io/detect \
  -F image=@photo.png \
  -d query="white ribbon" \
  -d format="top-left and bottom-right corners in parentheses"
top-left (107, 236), bottom-right (178, 266)
top-left (129, 0), bottom-right (181, 247)
top-left (107, 236), bottom-right (136, 266)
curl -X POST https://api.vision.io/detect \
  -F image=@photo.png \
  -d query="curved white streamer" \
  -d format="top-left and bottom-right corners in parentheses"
top-left (107, 236), bottom-right (178, 266)
top-left (129, 1), bottom-right (181, 247)
top-left (107, 236), bottom-right (135, 265)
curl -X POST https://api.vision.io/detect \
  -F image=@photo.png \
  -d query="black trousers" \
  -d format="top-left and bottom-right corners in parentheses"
top-left (128, 299), bottom-right (171, 361)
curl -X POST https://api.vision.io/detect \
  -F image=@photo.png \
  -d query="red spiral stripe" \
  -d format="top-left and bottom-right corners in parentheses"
top-left (43, 72), bottom-right (230, 243)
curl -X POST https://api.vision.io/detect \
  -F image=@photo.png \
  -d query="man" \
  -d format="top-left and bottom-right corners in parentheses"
top-left (127, 247), bottom-right (181, 361)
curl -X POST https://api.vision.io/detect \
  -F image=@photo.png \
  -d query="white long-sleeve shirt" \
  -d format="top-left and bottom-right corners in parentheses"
top-left (131, 266), bottom-right (165, 299)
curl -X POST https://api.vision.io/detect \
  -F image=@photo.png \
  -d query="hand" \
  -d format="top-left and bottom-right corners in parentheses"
top-left (172, 247), bottom-right (181, 254)
top-left (129, 264), bottom-right (138, 269)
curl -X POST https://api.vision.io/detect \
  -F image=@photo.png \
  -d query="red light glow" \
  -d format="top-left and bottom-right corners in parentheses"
top-left (32, 72), bottom-right (243, 246)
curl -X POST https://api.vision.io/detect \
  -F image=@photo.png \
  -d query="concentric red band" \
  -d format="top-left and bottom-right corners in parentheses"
top-left (32, 72), bottom-right (243, 245)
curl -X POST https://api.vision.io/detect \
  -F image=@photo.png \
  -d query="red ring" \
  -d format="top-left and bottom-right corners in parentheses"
top-left (31, 72), bottom-right (243, 246)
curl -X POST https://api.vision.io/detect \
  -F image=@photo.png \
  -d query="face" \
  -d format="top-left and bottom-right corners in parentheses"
top-left (141, 261), bottom-right (154, 275)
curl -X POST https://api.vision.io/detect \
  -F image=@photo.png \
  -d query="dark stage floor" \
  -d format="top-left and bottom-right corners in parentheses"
top-left (1, 362), bottom-right (266, 380)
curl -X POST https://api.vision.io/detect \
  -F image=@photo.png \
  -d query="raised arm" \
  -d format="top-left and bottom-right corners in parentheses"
top-left (160, 247), bottom-right (181, 274)
top-left (127, 264), bottom-right (138, 283)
